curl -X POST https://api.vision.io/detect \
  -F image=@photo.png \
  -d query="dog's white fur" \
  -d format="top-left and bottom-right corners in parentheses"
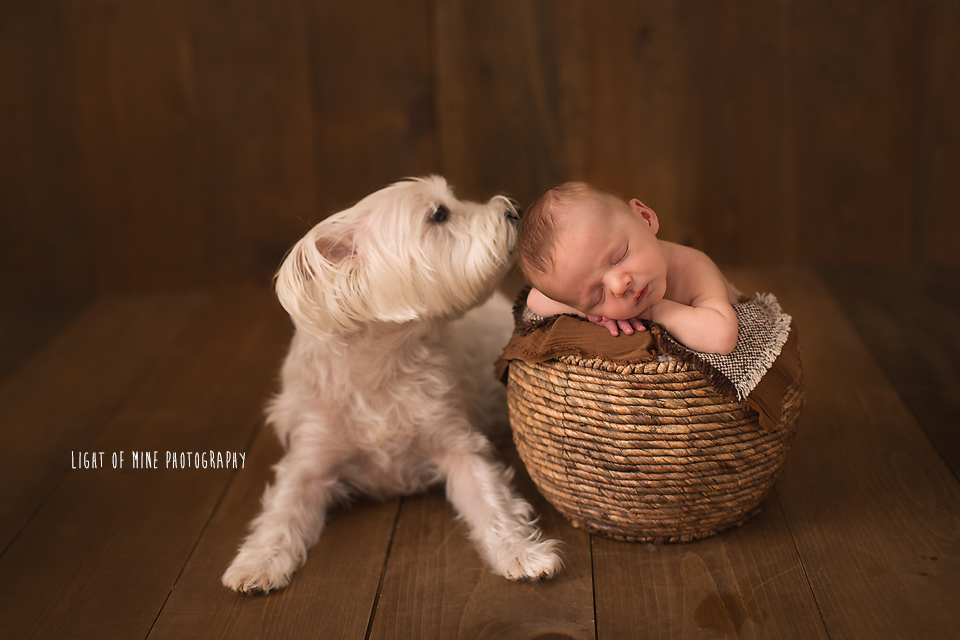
top-left (222, 176), bottom-right (561, 593)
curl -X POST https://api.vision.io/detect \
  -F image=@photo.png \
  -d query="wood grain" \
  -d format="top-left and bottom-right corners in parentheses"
top-left (913, 0), bottom-right (960, 263)
top-left (542, 1), bottom-right (699, 245)
top-left (0, 296), bottom-right (88, 383)
top-left (3, 3), bottom-right (960, 297)
top-left (1, 268), bottom-right (959, 637)
top-left (0, 292), bottom-right (207, 551)
top-left (787, 0), bottom-right (915, 263)
top-left (683, 1), bottom-right (793, 266)
top-left (592, 489), bottom-right (828, 639)
top-left (434, 0), bottom-right (565, 206)
top-left (305, 0), bottom-right (438, 214)
top-left (148, 419), bottom-right (401, 640)
top-left (0, 288), bottom-right (289, 639)
top-left (0, 2), bottom-right (96, 296)
top-left (70, 0), bottom-right (208, 291)
top-left (368, 446), bottom-right (595, 640)
top-left (183, 0), bottom-right (323, 287)
top-left (730, 266), bottom-right (960, 638)
top-left (818, 264), bottom-right (960, 480)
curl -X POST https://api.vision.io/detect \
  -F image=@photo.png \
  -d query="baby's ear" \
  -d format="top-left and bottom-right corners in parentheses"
top-left (629, 199), bottom-right (659, 234)
top-left (315, 232), bottom-right (358, 265)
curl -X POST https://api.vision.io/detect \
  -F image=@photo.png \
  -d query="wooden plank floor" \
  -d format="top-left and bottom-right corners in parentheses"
top-left (1, 266), bottom-right (958, 639)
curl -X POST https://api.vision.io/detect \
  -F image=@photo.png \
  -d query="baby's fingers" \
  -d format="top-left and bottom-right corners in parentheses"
top-left (603, 319), bottom-right (621, 336)
top-left (601, 319), bottom-right (621, 336)
top-left (617, 319), bottom-right (637, 335)
top-left (587, 315), bottom-right (637, 337)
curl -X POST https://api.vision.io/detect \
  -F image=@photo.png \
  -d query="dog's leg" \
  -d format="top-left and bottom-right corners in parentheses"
top-left (222, 430), bottom-right (347, 594)
top-left (435, 432), bottom-right (562, 581)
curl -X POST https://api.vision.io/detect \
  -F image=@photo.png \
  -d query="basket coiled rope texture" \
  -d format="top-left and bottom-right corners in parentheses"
top-left (507, 353), bottom-right (803, 543)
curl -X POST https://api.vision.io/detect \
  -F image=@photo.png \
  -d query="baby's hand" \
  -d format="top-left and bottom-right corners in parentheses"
top-left (586, 315), bottom-right (646, 337)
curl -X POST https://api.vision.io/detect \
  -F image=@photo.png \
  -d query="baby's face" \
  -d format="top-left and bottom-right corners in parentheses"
top-left (537, 195), bottom-right (667, 320)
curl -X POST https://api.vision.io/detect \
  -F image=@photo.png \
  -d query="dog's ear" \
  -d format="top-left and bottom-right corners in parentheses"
top-left (276, 226), bottom-right (365, 339)
top-left (315, 233), bottom-right (357, 265)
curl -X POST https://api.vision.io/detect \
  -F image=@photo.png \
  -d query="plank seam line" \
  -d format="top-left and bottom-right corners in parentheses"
top-left (0, 468), bottom-right (64, 559)
top-left (142, 418), bottom-right (268, 639)
top-left (773, 486), bottom-right (832, 638)
top-left (427, 0), bottom-right (446, 177)
top-left (0, 384), bottom-right (142, 559)
top-left (819, 267), bottom-right (960, 485)
top-left (590, 535), bottom-right (599, 639)
top-left (2, 294), bottom-right (204, 560)
top-left (364, 496), bottom-right (404, 640)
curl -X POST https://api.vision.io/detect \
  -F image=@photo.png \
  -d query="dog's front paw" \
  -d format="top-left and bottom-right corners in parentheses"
top-left (221, 547), bottom-right (301, 595)
top-left (491, 533), bottom-right (563, 582)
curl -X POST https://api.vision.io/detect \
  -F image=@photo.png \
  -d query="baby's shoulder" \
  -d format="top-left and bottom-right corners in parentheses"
top-left (662, 241), bottom-right (717, 273)
top-left (661, 242), bottom-right (728, 301)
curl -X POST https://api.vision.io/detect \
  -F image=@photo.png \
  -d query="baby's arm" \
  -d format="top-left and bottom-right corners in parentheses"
top-left (647, 247), bottom-right (738, 353)
top-left (527, 288), bottom-right (644, 336)
top-left (526, 287), bottom-right (581, 318)
top-left (647, 297), bottom-right (738, 354)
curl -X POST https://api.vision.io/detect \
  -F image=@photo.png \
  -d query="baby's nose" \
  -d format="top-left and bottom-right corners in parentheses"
top-left (612, 274), bottom-right (632, 297)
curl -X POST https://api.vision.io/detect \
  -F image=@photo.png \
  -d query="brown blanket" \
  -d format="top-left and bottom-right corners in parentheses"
top-left (496, 291), bottom-right (801, 432)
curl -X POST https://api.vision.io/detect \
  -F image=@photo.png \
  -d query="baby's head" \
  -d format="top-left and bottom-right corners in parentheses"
top-left (517, 181), bottom-right (666, 319)
top-left (517, 182), bottom-right (619, 278)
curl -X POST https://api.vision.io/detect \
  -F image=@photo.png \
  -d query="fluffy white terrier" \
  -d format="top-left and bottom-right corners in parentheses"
top-left (222, 176), bottom-right (561, 593)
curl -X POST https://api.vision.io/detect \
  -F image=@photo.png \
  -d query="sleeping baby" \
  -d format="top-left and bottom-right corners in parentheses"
top-left (517, 182), bottom-right (740, 355)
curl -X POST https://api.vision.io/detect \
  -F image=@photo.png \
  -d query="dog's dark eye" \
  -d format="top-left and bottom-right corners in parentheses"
top-left (429, 204), bottom-right (450, 223)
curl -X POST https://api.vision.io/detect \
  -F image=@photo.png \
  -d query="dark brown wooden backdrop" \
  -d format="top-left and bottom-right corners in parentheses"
top-left (2, 0), bottom-right (958, 296)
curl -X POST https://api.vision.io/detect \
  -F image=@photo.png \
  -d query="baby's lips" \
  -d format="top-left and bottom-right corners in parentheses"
top-left (634, 284), bottom-right (649, 306)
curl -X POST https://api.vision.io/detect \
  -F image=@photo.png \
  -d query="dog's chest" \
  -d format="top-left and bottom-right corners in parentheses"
top-left (335, 384), bottom-right (442, 494)
top-left (286, 327), bottom-right (461, 460)
top-left (337, 358), bottom-right (454, 446)
top-left (349, 404), bottom-right (420, 453)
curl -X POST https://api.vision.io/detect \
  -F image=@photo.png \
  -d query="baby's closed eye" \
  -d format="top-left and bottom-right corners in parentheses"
top-left (592, 288), bottom-right (604, 307)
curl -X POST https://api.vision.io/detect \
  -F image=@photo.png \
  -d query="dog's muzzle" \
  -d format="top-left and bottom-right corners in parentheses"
top-left (492, 195), bottom-right (520, 226)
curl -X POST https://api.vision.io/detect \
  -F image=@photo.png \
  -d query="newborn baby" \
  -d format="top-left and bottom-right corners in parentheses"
top-left (517, 182), bottom-right (739, 355)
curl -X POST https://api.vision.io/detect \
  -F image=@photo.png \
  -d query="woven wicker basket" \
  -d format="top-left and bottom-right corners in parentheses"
top-left (507, 353), bottom-right (803, 543)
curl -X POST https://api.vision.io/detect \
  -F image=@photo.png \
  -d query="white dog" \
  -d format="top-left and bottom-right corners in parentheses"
top-left (222, 176), bottom-right (561, 593)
